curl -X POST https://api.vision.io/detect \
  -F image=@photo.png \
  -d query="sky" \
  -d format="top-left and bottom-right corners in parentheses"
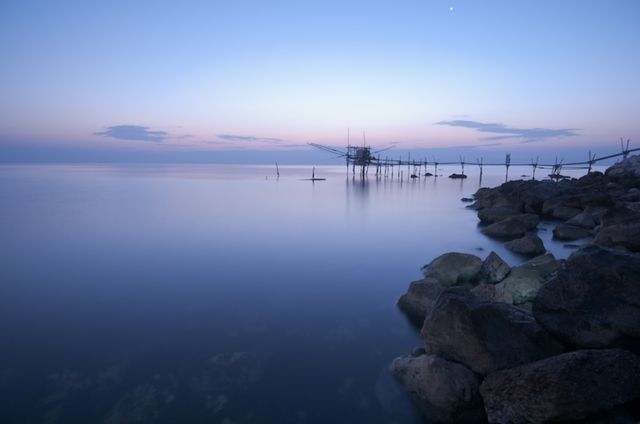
top-left (0, 0), bottom-right (639, 163)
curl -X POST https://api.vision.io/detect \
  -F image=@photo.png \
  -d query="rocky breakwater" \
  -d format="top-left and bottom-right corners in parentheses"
top-left (391, 155), bottom-right (640, 423)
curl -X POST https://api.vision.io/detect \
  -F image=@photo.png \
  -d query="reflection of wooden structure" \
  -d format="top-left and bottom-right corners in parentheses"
top-left (310, 137), bottom-right (638, 181)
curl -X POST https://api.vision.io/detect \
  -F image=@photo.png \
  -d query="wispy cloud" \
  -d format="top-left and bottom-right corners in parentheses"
top-left (217, 134), bottom-right (283, 144)
top-left (95, 125), bottom-right (167, 142)
top-left (436, 120), bottom-right (579, 143)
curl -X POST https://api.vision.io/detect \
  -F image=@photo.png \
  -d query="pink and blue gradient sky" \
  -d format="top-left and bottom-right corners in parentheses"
top-left (0, 0), bottom-right (638, 163)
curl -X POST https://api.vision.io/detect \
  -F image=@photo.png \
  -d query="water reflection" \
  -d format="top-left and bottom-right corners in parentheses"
top-left (0, 164), bottom-right (601, 423)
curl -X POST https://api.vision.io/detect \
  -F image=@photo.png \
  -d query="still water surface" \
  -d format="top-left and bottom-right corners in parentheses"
top-left (0, 164), bottom-right (589, 423)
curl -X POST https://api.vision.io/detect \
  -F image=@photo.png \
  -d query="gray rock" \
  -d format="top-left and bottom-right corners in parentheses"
top-left (421, 288), bottom-right (564, 375)
top-left (566, 210), bottom-right (597, 228)
top-left (470, 283), bottom-right (513, 305)
top-left (542, 197), bottom-right (579, 216)
top-left (551, 205), bottom-right (582, 220)
top-left (477, 207), bottom-right (521, 224)
top-left (494, 266), bottom-right (545, 305)
top-left (552, 224), bottom-right (591, 240)
top-left (390, 354), bottom-right (485, 423)
top-left (421, 252), bottom-right (482, 287)
top-left (606, 154), bottom-right (640, 179)
top-left (397, 278), bottom-right (445, 325)
top-left (533, 245), bottom-right (640, 350)
top-left (519, 252), bottom-right (561, 278)
top-left (481, 214), bottom-right (540, 240)
top-left (504, 234), bottom-right (546, 256)
top-left (480, 349), bottom-right (640, 424)
top-left (475, 251), bottom-right (510, 284)
top-left (593, 206), bottom-right (640, 252)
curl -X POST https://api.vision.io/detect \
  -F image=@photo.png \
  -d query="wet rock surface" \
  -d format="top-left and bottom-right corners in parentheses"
top-left (475, 251), bottom-right (510, 284)
top-left (534, 245), bottom-right (640, 350)
top-left (504, 233), bottom-right (545, 256)
top-left (421, 252), bottom-right (482, 286)
top-left (420, 288), bottom-right (564, 375)
top-left (390, 354), bottom-right (485, 423)
top-left (480, 349), bottom-right (640, 424)
top-left (397, 278), bottom-right (445, 325)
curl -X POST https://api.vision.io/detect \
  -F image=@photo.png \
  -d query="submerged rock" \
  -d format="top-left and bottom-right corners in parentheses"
top-left (504, 233), bottom-right (545, 256)
top-left (421, 288), bottom-right (564, 375)
top-left (390, 354), bottom-right (485, 423)
top-left (480, 349), bottom-right (640, 424)
top-left (397, 278), bottom-right (445, 325)
top-left (534, 245), bottom-right (640, 350)
top-left (421, 252), bottom-right (482, 287)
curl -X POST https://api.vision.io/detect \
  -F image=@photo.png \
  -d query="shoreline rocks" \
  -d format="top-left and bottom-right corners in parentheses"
top-left (392, 155), bottom-right (640, 423)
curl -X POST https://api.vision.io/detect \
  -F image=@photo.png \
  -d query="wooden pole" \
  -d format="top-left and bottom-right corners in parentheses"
top-left (505, 153), bottom-right (511, 182)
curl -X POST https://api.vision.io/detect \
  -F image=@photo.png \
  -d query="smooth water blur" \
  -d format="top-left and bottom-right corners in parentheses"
top-left (0, 164), bottom-right (592, 423)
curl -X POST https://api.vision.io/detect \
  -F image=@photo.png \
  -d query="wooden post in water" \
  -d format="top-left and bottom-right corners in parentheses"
top-left (477, 157), bottom-right (484, 179)
top-left (531, 156), bottom-right (539, 180)
top-left (459, 155), bottom-right (465, 175)
top-left (275, 162), bottom-right (280, 179)
top-left (505, 153), bottom-right (511, 182)
top-left (587, 151), bottom-right (596, 174)
top-left (621, 138), bottom-right (631, 160)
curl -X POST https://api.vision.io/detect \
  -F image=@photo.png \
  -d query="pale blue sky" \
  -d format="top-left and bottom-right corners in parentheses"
top-left (0, 0), bottom-right (638, 162)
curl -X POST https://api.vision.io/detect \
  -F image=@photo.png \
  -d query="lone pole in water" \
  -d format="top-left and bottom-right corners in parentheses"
top-left (587, 151), bottom-right (596, 174)
top-left (275, 162), bottom-right (280, 179)
top-left (505, 153), bottom-right (511, 182)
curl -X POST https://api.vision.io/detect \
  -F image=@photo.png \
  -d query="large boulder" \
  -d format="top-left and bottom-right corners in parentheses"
top-left (534, 245), bottom-right (640, 350)
top-left (390, 353), bottom-right (485, 423)
top-left (481, 214), bottom-right (540, 240)
top-left (470, 283), bottom-right (513, 305)
top-left (606, 155), bottom-right (640, 179)
top-left (475, 251), bottom-right (510, 284)
top-left (480, 349), bottom-right (640, 424)
top-left (421, 253), bottom-right (482, 286)
top-left (552, 224), bottom-right (591, 240)
top-left (504, 234), bottom-right (546, 256)
top-left (566, 210), bottom-right (597, 229)
top-left (421, 288), bottom-right (564, 375)
top-left (551, 205), bottom-right (583, 220)
top-left (397, 278), bottom-right (445, 325)
top-left (472, 265), bottom-right (545, 310)
top-left (494, 266), bottom-right (545, 306)
top-left (477, 207), bottom-right (521, 224)
top-left (593, 206), bottom-right (640, 252)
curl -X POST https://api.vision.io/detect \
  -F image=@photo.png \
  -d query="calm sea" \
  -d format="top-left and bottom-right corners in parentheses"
top-left (0, 164), bottom-right (591, 423)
